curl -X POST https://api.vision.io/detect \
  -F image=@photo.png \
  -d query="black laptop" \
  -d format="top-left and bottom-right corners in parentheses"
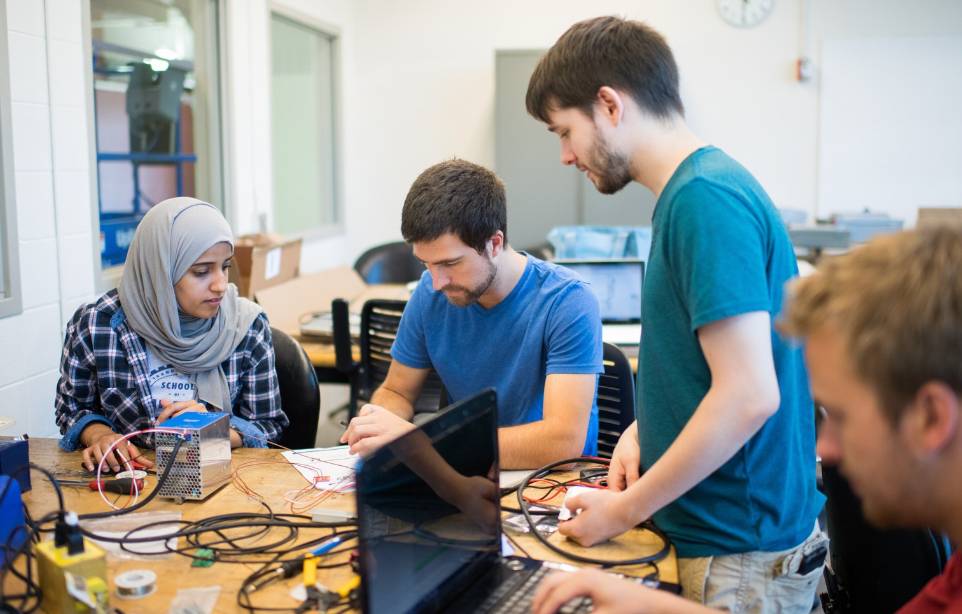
top-left (356, 388), bottom-right (593, 614)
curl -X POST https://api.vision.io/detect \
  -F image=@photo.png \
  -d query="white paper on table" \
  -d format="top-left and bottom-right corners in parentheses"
top-left (281, 446), bottom-right (359, 493)
top-left (501, 534), bottom-right (515, 557)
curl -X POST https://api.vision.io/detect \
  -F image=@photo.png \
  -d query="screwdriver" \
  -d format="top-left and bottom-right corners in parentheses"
top-left (59, 478), bottom-right (145, 494)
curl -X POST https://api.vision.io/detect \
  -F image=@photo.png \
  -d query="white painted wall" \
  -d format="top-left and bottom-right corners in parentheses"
top-left (3, 0), bottom-right (961, 435)
top-left (342, 0), bottom-right (811, 252)
top-left (332, 0), bottom-right (962, 255)
top-left (818, 35), bottom-right (962, 226)
top-left (223, 0), bottom-right (359, 273)
top-left (1, 0), bottom-right (97, 436)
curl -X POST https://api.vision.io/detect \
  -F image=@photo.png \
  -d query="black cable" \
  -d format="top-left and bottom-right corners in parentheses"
top-left (236, 533), bottom-right (359, 614)
top-left (31, 436), bottom-right (189, 529)
top-left (501, 505), bottom-right (557, 515)
top-left (0, 525), bottom-right (42, 613)
top-left (516, 457), bottom-right (671, 568)
top-left (16, 438), bottom-right (363, 612)
top-left (0, 465), bottom-right (62, 614)
top-left (644, 561), bottom-right (660, 581)
top-left (87, 510), bottom-right (358, 565)
top-left (77, 436), bottom-right (186, 520)
top-left (7, 464), bottom-right (65, 517)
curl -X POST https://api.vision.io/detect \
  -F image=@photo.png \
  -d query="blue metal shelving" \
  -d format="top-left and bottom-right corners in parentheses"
top-left (93, 41), bottom-right (198, 267)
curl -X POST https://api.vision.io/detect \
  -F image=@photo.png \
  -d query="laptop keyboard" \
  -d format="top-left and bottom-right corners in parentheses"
top-left (475, 564), bottom-right (592, 614)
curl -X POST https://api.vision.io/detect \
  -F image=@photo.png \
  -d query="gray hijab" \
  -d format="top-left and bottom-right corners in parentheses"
top-left (118, 197), bottom-right (262, 411)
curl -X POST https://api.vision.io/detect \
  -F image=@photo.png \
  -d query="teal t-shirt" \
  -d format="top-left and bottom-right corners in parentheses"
top-left (639, 146), bottom-right (823, 557)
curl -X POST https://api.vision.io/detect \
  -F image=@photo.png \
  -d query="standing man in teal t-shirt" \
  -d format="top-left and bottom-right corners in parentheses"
top-left (525, 16), bottom-right (825, 611)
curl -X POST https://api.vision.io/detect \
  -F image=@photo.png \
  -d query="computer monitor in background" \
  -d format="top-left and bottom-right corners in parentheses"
top-left (556, 259), bottom-right (644, 324)
top-left (555, 259), bottom-right (644, 346)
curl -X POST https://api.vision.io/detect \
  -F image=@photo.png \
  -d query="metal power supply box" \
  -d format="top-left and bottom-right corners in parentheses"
top-left (153, 412), bottom-right (232, 501)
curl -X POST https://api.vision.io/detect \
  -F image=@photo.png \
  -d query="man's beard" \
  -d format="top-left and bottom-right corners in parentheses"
top-left (442, 260), bottom-right (497, 307)
top-left (588, 133), bottom-right (632, 195)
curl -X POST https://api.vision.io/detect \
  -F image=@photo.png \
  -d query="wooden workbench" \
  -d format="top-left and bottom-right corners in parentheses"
top-left (10, 439), bottom-right (674, 612)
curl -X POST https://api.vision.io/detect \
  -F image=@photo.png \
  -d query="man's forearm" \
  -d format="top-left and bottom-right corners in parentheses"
top-left (622, 386), bottom-right (775, 523)
top-left (370, 386), bottom-right (416, 421)
top-left (498, 420), bottom-right (585, 469)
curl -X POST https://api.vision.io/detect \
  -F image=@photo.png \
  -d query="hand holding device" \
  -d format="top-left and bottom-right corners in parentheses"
top-left (558, 485), bottom-right (594, 521)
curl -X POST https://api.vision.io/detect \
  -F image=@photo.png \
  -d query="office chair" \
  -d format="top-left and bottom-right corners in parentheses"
top-left (269, 327), bottom-right (321, 449)
top-left (820, 463), bottom-right (951, 613)
top-left (353, 241), bottom-right (425, 284)
top-left (333, 298), bottom-right (446, 419)
top-left (521, 241), bottom-right (555, 261)
top-left (596, 342), bottom-right (636, 459)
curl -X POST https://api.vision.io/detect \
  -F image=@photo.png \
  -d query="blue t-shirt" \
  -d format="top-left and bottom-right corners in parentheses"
top-left (639, 146), bottom-right (824, 557)
top-left (392, 255), bottom-right (603, 455)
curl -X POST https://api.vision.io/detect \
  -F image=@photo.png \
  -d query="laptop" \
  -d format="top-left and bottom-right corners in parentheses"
top-left (299, 310), bottom-right (361, 339)
top-left (556, 259), bottom-right (644, 346)
top-left (356, 388), bottom-right (592, 613)
top-left (355, 390), bottom-right (679, 612)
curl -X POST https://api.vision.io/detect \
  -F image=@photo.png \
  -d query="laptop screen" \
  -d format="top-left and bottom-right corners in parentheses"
top-left (556, 259), bottom-right (645, 324)
top-left (356, 389), bottom-right (500, 614)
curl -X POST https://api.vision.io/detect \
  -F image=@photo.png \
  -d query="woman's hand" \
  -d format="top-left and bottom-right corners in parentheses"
top-left (157, 399), bottom-right (207, 424)
top-left (158, 399), bottom-right (242, 447)
top-left (80, 423), bottom-right (153, 472)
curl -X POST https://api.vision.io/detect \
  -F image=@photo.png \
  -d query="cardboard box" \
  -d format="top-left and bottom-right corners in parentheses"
top-left (254, 266), bottom-right (410, 338)
top-left (230, 233), bottom-right (302, 298)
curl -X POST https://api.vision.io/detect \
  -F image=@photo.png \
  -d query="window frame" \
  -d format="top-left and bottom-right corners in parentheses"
top-left (0, 0), bottom-right (22, 318)
top-left (268, 4), bottom-right (344, 240)
top-left (86, 0), bottom-right (226, 291)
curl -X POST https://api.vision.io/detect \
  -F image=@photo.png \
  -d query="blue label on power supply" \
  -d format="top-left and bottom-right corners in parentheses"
top-left (161, 411), bottom-right (229, 430)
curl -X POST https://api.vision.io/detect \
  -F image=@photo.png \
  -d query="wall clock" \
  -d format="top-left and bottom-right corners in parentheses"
top-left (716, 0), bottom-right (775, 28)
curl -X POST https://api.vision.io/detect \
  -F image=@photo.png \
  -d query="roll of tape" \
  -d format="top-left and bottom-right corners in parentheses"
top-left (115, 569), bottom-right (157, 599)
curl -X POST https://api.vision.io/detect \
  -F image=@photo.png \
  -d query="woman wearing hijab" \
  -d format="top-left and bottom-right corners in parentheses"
top-left (55, 197), bottom-right (289, 472)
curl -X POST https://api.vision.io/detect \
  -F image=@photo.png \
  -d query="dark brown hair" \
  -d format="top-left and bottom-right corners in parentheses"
top-left (401, 159), bottom-right (507, 253)
top-left (526, 16), bottom-right (684, 123)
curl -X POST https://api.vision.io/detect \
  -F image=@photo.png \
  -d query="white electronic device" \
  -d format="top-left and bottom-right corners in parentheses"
top-left (558, 485), bottom-right (594, 521)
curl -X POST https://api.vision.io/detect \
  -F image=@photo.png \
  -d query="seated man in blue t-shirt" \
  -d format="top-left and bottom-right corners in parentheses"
top-left (341, 159), bottom-right (603, 468)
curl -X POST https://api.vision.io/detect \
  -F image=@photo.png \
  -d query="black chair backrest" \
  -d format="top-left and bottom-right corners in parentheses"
top-left (357, 299), bottom-right (446, 419)
top-left (596, 342), bottom-right (635, 459)
top-left (820, 463), bottom-right (950, 613)
top-left (521, 241), bottom-right (555, 262)
top-left (353, 241), bottom-right (425, 284)
top-left (331, 298), bottom-right (355, 375)
top-left (270, 326), bottom-right (321, 449)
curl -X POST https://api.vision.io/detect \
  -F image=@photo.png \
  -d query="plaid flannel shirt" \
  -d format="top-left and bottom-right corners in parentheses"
top-left (55, 290), bottom-right (289, 451)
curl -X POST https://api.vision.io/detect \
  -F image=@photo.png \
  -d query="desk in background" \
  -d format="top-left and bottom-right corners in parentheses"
top-left (299, 335), bottom-right (354, 384)
top-left (11, 439), bottom-right (675, 612)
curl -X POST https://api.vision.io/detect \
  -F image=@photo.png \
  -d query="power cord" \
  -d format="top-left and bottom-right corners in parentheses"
top-left (515, 457), bottom-right (671, 569)
top-left (0, 463), bottom-right (68, 613)
top-left (11, 439), bottom-right (361, 613)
